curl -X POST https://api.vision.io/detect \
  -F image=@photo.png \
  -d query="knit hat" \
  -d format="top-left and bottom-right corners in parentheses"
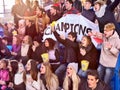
top-left (94, 0), bottom-right (107, 17)
top-left (94, 0), bottom-right (105, 6)
top-left (68, 63), bottom-right (78, 73)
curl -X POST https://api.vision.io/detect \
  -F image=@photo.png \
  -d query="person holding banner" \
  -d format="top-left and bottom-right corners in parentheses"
top-left (82, 0), bottom-right (97, 23)
top-left (72, 0), bottom-right (82, 12)
top-left (91, 23), bottom-right (120, 85)
top-left (51, 23), bottom-right (79, 87)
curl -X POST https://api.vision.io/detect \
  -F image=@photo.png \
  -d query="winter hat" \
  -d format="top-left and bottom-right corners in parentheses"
top-left (94, 0), bottom-right (105, 6)
top-left (68, 63), bottom-right (78, 73)
top-left (94, 0), bottom-right (107, 17)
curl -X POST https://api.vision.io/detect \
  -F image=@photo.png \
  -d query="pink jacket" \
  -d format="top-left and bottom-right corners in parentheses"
top-left (0, 69), bottom-right (9, 90)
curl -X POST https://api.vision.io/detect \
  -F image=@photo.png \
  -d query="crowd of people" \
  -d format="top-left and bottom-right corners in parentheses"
top-left (0, 0), bottom-right (120, 90)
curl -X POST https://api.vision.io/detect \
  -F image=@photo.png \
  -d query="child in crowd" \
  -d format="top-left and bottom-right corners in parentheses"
top-left (0, 60), bottom-right (9, 90)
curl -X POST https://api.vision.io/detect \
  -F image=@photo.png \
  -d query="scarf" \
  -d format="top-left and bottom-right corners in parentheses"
top-left (95, 4), bottom-right (107, 18)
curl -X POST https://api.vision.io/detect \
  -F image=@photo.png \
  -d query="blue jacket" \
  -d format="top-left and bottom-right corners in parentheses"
top-left (111, 53), bottom-right (120, 90)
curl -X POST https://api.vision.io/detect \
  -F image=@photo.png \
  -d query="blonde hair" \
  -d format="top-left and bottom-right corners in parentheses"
top-left (63, 66), bottom-right (80, 90)
top-left (104, 23), bottom-right (115, 31)
top-left (42, 62), bottom-right (59, 89)
top-left (15, 0), bottom-right (23, 4)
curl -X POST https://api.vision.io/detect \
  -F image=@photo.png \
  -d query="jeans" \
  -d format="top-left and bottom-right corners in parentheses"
top-left (78, 69), bottom-right (89, 78)
top-left (55, 64), bottom-right (67, 87)
top-left (97, 64), bottom-right (114, 84)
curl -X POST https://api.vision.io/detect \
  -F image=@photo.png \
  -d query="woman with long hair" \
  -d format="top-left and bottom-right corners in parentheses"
top-left (39, 62), bottom-right (59, 90)
top-left (14, 62), bottom-right (26, 90)
top-left (63, 62), bottom-right (81, 90)
top-left (24, 59), bottom-right (40, 90)
top-left (7, 60), bottom-right (18, 90)
top-left (78, 35), bottom-right (99, 77)
top-left (43, 38), bottom-right (60, 72)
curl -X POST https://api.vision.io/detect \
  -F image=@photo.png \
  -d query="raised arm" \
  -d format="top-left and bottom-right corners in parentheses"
top-left (51, 25), bottom-right (66, 45)
top-left (108, 0), bottom-right (120, 11)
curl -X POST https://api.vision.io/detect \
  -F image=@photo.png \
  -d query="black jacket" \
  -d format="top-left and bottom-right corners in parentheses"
top-left (79, 79), bottom-right (111, 90)
top-left (97, 0), bottom-right (120, 36)
top-left (53, 31), bottom-right (79, 63)
top-left (78, 43), bottom-right (99, 69)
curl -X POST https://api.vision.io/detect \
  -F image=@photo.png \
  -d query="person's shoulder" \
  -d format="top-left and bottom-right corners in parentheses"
top-left (79, 77), bottom-right (88, 90)
top-left (97, 80), bottom-right (111, 90)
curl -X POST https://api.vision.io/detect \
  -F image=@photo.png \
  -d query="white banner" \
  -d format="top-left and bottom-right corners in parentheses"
top-left (43, 14), bottom-right (100, 43)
